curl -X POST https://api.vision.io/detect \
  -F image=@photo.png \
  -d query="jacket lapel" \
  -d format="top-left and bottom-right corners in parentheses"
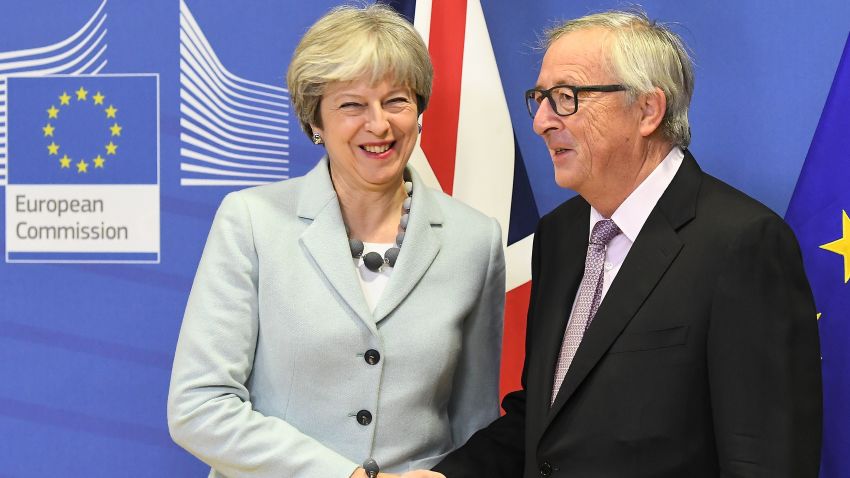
top-left (373, 167), bottom-right (442, 323)
top-left (545, 152), bottom-right (701, 425)
top-left (297, 158), bottom-right (375, 332)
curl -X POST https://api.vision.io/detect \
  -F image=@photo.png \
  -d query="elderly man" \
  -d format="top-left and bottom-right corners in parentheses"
top-left (428, 9), bottom-right (823, 478)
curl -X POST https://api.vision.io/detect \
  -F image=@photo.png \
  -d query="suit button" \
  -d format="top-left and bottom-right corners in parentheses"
top-left (356, 410), bottom-right (373, 426)
top-left (364, 349), bottom-right (381, 365)
top-left (539, 461), bottom-right (552, 476)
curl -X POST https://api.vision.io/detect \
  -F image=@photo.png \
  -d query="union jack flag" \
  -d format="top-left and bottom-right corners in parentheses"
top-left (392, 0), bottom-right (540, 400)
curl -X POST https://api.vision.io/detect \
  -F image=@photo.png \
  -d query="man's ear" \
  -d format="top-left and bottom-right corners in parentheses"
top-left (638, 87), bottom-right (666, 137)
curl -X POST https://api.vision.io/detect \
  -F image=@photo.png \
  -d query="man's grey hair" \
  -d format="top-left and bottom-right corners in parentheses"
top-left (546, 10), bottom-right (695, 147)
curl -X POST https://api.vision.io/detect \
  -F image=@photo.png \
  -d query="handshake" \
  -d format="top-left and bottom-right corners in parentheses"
top-left (389, 473), bottom-right (445, 478)
top-left (350, 468), bottom-right (445, 478)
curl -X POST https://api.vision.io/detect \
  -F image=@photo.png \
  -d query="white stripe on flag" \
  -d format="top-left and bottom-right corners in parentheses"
top-left (411, 0), bottom-right (532, 288)
top-left (452, 0), bottom-right (514, 245)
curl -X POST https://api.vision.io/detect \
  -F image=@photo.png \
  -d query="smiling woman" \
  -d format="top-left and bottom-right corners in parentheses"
top-left (315, 79), bottom-right (419, 200)
top-left (167, 4), bottom-right (504, 478)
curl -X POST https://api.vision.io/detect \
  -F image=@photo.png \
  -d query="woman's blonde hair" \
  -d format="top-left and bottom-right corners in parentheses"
top-left (546, 10), bottom-right (695, 147)
top-left (287, 3), bottom-right (433, 138)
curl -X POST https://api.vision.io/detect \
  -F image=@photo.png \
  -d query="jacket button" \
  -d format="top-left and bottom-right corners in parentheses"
top-left (539, 461), bottom-right (553, 476)
top-left (356, 410), bottom-right (373, 426)
top-left (364, 349), bottom-right (381, 365)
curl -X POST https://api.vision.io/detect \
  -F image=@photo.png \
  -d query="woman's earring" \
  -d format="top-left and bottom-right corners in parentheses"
top-left (417, 123), bottom-right (422, 133)
top-left (312, 132), bottom-right (323, 145)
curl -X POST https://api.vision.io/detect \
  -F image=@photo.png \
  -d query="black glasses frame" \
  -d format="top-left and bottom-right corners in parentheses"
top-left (524, 84), bottom-right (626, 118)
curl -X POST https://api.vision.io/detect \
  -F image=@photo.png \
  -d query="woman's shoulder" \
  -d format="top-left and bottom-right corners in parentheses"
top-left (222, 176), bottom-right (305, 209)
top-left (424, 186), bottom-right (499, 235)
top-left (224, 159), bottom-right (334, 212)
top-left (406, 165), bottom-right (498, 234)
top-left (427, 188), bottom-right (484, 216)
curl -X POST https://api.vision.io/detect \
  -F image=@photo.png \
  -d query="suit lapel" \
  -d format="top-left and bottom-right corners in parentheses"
top-left (373, 168), bottom-right (442, 323)
top-left (297, 158), bottom-right (374, 332)
top-left (545, 152), bottom-right (702, 426)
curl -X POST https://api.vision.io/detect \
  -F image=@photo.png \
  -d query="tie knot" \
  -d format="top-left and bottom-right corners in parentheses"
top-left (590, 219), bottom-right (620, 246)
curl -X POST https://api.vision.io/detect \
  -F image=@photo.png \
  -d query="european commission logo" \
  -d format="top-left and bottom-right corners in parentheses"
top-left (43, 87), bottom-right (122, 175)
top-left (9, 75), bottom-right (157, 185)
top-left (1, 1), bottom-right (160, 263)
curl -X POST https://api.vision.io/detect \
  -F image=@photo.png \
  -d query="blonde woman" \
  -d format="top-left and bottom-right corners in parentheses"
top-left (168, 4), bottom-right (503, 478)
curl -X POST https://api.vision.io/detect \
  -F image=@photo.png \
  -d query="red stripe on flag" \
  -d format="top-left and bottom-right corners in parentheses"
top-left (420, 0), bottom-right (467, 195)
top-left (500, 281), bottom-right (530, 407)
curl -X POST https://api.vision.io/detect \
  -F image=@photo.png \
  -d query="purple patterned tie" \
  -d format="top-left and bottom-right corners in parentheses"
top-left (551, 218), bottom-right (621, 404)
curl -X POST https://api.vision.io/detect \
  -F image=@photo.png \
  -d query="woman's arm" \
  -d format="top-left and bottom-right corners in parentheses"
top-left (167, 192), bottom-right (360, 478)
top-left (446, 217), bottom-right (506, 446)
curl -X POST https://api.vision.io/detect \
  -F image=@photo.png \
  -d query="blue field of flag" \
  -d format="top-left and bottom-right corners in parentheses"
top-left (7, 74), bottom-right (157, 185)
top-left (785, 33), bottom-right (850, 478)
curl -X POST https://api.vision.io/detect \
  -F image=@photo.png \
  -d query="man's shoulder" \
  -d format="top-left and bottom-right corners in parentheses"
top-left (697, 172), bottom-right (785, 227)
top-left (680, 170), bottom-right (802, 259)
top-left (539, 194), bottom-right (588, 230)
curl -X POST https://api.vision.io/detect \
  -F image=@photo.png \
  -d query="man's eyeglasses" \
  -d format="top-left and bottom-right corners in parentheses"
top-left (524, 84), bottom-right (626, 118)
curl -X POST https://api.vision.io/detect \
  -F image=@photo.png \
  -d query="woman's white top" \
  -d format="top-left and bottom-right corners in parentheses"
top-left (355, 242), bottom-right (394, 313)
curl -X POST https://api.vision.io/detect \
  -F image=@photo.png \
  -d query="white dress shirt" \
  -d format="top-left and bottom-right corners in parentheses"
top-left (567, 147), bottom-right (684, 319)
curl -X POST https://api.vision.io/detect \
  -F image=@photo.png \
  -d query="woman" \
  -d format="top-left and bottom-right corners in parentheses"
top-left (167, 4), bottom-right (504, 477)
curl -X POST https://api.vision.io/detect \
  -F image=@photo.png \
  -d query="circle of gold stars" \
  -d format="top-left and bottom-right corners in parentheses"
top-left (43, 86), bottom-right (122, 173)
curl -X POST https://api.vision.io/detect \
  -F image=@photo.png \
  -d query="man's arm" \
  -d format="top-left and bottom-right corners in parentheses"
top-left (431, 379), bottom-right (528, 477)
top-left (707, 214), bottom-right (822, 477)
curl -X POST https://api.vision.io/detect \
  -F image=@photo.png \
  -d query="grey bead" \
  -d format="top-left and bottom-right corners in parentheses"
top-left (363, 459), bottom-right (379, 478)
top-left (403, 196), bottom-right (412, 212)
top-left (385, 247), bottom-right (400, 267)
top-left (404, 181), bottom-right (413, 194)
top-left (395, 230), bottom-right (405, 246)
top-left (349, 238), bottom-right (364, 258)
top-left (363, 251), bottom-right (384, 272)
top-left (400, 213), bottom-right (409, 229)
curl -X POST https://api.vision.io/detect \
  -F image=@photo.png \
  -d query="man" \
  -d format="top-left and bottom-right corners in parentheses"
top-left (430, 10), bottom-right (823, 478)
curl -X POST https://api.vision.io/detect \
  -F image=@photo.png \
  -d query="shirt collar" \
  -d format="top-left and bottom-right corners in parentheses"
top-left (590, 146), bottom-right (684, 242)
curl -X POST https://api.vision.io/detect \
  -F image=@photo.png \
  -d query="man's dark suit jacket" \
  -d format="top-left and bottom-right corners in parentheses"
top-left (434, 151), bottom-right (822, 477)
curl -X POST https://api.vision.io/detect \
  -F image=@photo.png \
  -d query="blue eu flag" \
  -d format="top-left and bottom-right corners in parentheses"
top-left (785, 34), bottom-right (850, 478)
top-left (7, 75), bottom-right (157, 185)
